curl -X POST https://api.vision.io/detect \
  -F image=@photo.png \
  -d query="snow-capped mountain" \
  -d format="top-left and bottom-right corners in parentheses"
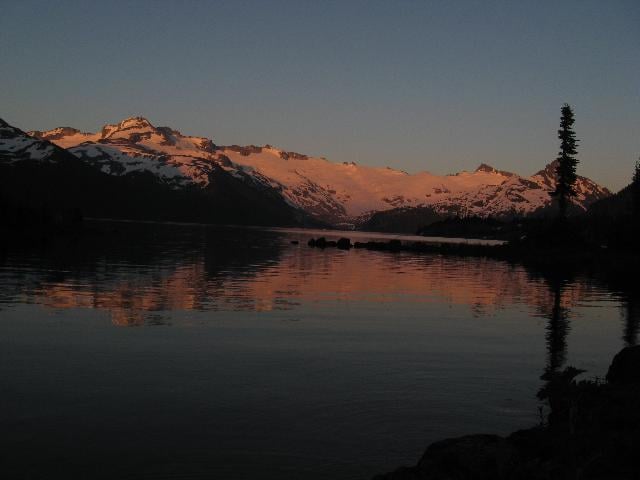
top-left (1, 118), bottom-right (69, 164)
top-left (28, 116), bottom-right (610, 227)
top-left (1, 117), bottom-right (310, 227)
top-left (31, 117), bottom-right (221, 188)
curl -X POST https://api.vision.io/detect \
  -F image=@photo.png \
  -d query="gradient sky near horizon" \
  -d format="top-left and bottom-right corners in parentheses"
top-left (1, 0), bottom-right (638, 190)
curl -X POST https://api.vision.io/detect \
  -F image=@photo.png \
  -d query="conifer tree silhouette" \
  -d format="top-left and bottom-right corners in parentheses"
top-left (550, 104), bottom-right (579, 219)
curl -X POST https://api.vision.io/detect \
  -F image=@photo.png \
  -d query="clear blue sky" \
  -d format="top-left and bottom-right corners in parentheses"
top-left (1, 0), bottom-right (638, 190)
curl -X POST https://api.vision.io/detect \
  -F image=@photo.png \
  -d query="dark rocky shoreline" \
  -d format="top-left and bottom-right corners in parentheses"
top-left (306, 235), bottom-right (640, 277)
top-left (308, 236), bottom-right (495, 254)
top-left (372, 346), bottom-right (640, 480)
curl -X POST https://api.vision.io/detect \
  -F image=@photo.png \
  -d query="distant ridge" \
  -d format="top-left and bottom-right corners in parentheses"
top-left (9, 115), bottom-right (611, 228)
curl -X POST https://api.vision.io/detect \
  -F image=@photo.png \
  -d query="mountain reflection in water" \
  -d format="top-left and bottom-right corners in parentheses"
top-left (0, 220), bottom-right (636, 480)
top-left (0, 223), bottom-right (612, 327)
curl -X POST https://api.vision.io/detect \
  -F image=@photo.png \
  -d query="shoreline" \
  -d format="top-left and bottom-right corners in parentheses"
top-left (373, 346), bottom-right (640, 480)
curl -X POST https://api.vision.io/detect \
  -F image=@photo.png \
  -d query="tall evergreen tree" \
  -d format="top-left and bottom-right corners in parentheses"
top-left (550, 104), bottom-right (579, 218)
top-left (633, 158), bottom-right (640, 220)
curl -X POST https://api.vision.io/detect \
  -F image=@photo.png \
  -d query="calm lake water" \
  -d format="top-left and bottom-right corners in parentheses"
top-left (0, 220), bottom-right (635, 479)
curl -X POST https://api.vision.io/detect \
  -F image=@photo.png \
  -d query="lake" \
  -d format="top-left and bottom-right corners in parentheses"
top-left (0, 220), bottom-right (635, 479)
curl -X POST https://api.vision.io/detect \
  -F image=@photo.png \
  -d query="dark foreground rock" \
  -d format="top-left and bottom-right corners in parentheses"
top-left (606, 346), bottom-right (640, 384)
top-left (380, 435), bottom-right (517, 480)
top-left (374, 346), bottom-right (640, 480)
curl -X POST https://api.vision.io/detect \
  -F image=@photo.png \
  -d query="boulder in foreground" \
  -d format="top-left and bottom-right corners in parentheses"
top-left (606, 345), bottom-right (640, 384)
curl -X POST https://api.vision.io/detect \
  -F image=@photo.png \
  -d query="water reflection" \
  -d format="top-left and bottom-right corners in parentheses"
top-left (542, 276), bottom-right (572, 378)
top-left (0, 221), bottom-right (634, 480)
top-left (0, 222), bottom-right (627, 331)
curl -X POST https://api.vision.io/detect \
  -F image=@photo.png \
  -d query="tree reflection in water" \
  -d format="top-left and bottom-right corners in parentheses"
top-left (543, 276), bottom-right (572, 379)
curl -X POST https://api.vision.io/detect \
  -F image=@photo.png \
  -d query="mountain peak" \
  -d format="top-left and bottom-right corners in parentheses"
top-left (475, 163), bottom-right (497, 173)
top-left (29, 126), bottom-right (80, 138)
top-left (117, 116), bottom-right (154, 130)
top-left (533, 160), bottom-right (559, 180)
top-left (101, 116), bottom-right (156, 139)
top-left (473, 163), bottom-right (515, 178)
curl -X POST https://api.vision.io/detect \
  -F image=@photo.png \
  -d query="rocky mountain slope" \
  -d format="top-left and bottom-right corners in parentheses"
top-left (14, 115), bottom-right (612, 228)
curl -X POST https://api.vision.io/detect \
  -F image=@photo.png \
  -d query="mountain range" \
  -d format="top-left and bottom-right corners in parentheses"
top-left (1, 116), bottom-right (611, 230)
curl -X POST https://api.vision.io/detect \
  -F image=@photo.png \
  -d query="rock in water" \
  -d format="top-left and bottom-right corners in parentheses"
top-left (388, 239), bottom-right (402, 251)
top-left (337, 238), bottom-right (352, 250)
top-left (606, 345), bottom-right (640, 384)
